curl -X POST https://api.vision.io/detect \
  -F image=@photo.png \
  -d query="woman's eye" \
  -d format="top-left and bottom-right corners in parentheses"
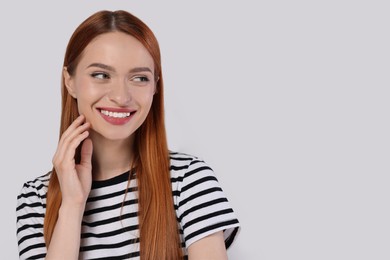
top-left (132, 76), bottom-right (150, 82)
top-left (91, 72), bottom-right (110, 80)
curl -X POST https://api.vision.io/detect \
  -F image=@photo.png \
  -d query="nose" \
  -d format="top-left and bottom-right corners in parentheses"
top-left (108, 80), bottom-right (131, 106)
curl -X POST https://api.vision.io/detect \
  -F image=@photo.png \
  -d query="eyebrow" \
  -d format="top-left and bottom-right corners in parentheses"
top-left (87, 63), bottom-right (153, 74)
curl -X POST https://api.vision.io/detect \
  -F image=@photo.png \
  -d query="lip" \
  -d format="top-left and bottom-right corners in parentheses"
top-left (97, 107), bottom-right (136, 125)
top-left (97, 107), bottom-right (135, 113)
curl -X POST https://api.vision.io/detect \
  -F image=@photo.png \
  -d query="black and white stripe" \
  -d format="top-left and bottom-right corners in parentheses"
top-left (16, 152), bottom-right (240, 259)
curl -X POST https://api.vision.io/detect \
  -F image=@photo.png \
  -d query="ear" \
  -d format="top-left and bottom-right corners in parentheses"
top-left (63, 67), bottom-right (77, 98)
top-left (154, 76), bottom-right (159, 95)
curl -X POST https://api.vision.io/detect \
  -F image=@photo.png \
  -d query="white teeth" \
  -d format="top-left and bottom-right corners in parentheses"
top-left (100, 109), bottom-right (131, 118)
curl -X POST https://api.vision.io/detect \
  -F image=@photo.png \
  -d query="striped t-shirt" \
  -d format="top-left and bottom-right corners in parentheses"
top-left (16, 152), bottom-right (240, 259)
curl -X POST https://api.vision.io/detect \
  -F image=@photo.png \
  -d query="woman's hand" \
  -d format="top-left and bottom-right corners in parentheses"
top-left (52, 114), bottom-right (93, 208)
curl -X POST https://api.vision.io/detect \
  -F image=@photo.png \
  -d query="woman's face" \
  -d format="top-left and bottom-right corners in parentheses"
top-left (64, 32), bottom-right (156, 141)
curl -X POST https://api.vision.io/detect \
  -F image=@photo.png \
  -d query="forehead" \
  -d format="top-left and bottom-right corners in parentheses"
top-left (78, 32), bottom-right (154, 70)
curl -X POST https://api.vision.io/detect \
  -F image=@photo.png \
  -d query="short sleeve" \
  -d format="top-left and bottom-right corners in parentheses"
top-left (172, 155), bottom-right (240, 249)
top-left (16, 178), bottom-right (48, 259)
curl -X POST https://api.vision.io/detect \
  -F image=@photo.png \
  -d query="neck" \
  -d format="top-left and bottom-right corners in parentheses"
top-left (90, 131), bottom-right (135, 181)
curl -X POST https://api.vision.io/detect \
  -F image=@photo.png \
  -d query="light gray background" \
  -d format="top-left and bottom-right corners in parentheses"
top-left (1, 1), bottom-right (389, 259)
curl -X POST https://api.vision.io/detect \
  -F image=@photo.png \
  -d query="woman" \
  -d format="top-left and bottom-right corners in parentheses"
top-left (16, 10), bottom-right (239, 259)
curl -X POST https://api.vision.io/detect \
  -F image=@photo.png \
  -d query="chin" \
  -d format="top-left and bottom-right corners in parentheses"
top-left (106, 134), bottom-right (134, 142)
top-left (90, 128), bottom-right (135, 143)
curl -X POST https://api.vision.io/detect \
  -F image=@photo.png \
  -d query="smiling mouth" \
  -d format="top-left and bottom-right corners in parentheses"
top-left (97, 108), bottom-right (136, 118)
top-left (100, 109), bottom-right (131, 118)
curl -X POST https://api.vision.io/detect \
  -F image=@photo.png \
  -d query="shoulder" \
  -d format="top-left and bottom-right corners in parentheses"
top-left (17, 172), bottom-right (51, 201)
top-left (16, 173), bottom-right (49, 259)
top-left (17, 172), bottom-right (51, 208)
top-left (169, 151), bottom-right (214, 179)
top-left (169, 151), bottom-right (203, 165)
top-left (169, 151), bottom-right (241, 249)
top-left (169, 151), bottom-right (218, 193)
top-left (169, 151), bottom-right (228, 212)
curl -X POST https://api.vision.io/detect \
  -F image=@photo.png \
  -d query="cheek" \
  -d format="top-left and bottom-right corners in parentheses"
top-left (140, 93), bottom-right (155, 111)
top-left (75, 80), bottom-right (106, 102)
top-left (133, 88), bottom-right (154, 106)
top-left (74, 81), bottom-right (100, 114)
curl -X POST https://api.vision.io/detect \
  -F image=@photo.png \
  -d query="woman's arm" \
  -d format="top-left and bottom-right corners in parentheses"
top-left (45, 204), bottom-right (85, 260)
top-left (46, 115), bottom-right (93, 259)
top-left (172, 155), bottom-right (240, 260)
top-left (188, 231), bottom-right (228, 260)
top-left (16, 182), bottom-right (47, 259)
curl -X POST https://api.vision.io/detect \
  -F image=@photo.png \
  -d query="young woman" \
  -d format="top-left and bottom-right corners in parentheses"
top-left (16, 10), bottom-right (240, 259)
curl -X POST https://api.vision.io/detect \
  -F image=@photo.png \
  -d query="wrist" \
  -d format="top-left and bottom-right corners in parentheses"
top-left (59, 202), bottom-right (85, 221)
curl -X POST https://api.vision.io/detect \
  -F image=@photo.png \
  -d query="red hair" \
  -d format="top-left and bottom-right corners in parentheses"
top-left (44, 10), bottom-right (182, 259)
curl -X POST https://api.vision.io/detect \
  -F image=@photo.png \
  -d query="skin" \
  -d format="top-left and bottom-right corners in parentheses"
top-left (64, 32), bottom-right (156, 180)
top-left (46, 32), bottom-right (228, 260)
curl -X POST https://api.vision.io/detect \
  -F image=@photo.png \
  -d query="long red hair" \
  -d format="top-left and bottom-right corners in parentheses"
top-left (44, 10), bottom-right (182, 259)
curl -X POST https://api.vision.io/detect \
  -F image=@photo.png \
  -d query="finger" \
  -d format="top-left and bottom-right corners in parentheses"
top-left (57, 115), bottom-right (87, 147)
top-left (61, 130), bottom-right (90, 164)
top-left (77, 139), bottom-right (93, 191)
top-left (80, 138), bottom-right (93, 168)
top-left (55, 121), bottom-right (90, 162)
top-left (54, 128), bottom-right (89, 172)
top-left (60, 114), bottom-right (85, 139)
top-left (60, 121), bottom-right (90, 149)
